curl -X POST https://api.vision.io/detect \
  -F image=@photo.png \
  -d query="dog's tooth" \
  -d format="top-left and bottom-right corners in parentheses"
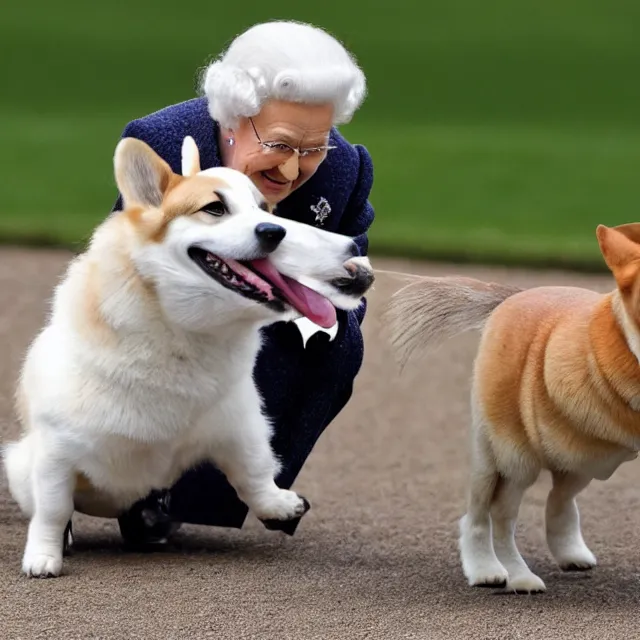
top-left (221, 264), bottom-right (229, 275)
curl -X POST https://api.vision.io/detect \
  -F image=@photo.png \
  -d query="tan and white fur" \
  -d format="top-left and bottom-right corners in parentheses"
top-left (3, 135), bottom-right (374, 578)
top-left (384, 223), bottom-right (640, 593)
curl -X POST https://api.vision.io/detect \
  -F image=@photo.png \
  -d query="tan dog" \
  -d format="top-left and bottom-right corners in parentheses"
top-left (384, 223), bottom-right (640, 593)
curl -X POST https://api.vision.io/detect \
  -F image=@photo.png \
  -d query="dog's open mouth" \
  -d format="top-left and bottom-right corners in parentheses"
top-left (188, 248), bottom-right (337, 328)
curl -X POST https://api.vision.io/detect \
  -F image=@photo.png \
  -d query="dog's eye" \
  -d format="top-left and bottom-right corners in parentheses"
top-left (200, 201), bottom-right (227, 217)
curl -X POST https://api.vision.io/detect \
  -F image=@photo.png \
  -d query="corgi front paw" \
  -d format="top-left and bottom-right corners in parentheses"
top-left (254, 489), bottom-right (310, 522)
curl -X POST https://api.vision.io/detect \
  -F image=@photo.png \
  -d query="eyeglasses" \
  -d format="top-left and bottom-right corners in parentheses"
top-left (249, 118), bottom-right (336, 158)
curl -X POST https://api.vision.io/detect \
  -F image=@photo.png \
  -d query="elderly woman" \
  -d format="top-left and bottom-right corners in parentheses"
top-left (113, 20), bottom-right (374, 545)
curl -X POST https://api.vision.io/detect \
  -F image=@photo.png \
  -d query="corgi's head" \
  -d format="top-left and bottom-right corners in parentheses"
top-left (111, 136), bottom-right (373, 332)
top-left (597, 223), bottom-right (640, 320)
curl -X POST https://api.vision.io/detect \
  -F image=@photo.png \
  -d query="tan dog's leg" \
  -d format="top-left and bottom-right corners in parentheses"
top-left (546, 472), bottom-right (596, 571)
top-left (459, 426), bottom-right (509, 588)
top-left (491, 477), bottom-right (545, 593)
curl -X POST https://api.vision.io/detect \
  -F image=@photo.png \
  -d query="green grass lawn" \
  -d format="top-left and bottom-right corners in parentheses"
top-left (1, 0), bottom-right (639, 270)
top-left (359, 122), bottom-right (640, 269)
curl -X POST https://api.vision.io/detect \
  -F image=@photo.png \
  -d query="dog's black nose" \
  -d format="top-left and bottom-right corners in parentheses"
top-left (255, 223), bottom-right (286, 253)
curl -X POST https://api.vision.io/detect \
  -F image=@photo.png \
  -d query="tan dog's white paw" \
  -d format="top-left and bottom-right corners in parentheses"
top-left (461, 563), bottom-right (508, 588)
top-left (558, 546), bottom-right (597, 572)
top-left (22, 552), bottom-right (63, 578)
top-left (507, 572), bottom-right (546, 594)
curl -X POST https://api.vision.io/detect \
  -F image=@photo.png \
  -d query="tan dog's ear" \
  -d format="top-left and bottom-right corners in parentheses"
top-left (181, 136), bottom-right (201, 177)
top-left (611, 222), bottom-right (640, 246)
top-left (114, 138), bottom-right (174, 208)
top-left (596, 224), bottom-right (640, 286)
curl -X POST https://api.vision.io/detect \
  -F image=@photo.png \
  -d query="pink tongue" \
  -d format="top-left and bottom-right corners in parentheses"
top-left (249, 259), bottom-right (337, 328)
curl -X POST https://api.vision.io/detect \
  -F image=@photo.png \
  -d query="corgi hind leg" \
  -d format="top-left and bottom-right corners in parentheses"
top-left (459, 424), bottom-right (508, 588)
top-left (546, 471), bottom-right (596, 571)
top-left (491, 474), bottom-right (545, 593)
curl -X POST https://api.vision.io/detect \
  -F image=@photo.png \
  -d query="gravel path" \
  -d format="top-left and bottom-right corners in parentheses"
top-left (1, 248), bottom-right (637, 640)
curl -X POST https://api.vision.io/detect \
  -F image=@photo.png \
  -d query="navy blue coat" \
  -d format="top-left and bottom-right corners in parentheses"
top-left (112, 97), bottom-right (375, 529)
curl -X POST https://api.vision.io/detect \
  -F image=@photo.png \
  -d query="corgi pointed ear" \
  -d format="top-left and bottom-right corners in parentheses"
top-left (596, 224), bottom-right (640, 279)
top-left (611, 222), bottom-right (640, 245)
top-left (181, 136), bottom-right (201, 177)
top-left (114, 138), bottom-right (174, 208)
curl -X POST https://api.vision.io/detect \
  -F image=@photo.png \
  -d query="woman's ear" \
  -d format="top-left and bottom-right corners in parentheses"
top-left (221, 128), bottom-right (235, 147)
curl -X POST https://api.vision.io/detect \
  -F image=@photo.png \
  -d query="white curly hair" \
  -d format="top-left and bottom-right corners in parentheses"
top-left (200, 21), bottom-right (367, 130)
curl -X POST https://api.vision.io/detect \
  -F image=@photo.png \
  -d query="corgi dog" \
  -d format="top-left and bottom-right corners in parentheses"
top-left (384, 223), bottom-right (640, 593)
top-left (3, 135), bottom-right (374, 578)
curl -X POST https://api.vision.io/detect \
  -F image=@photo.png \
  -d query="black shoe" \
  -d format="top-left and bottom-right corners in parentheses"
top-left (118, 490), bottom-right (181, 550)
top-left (63, 520), bottom-right (74, 556)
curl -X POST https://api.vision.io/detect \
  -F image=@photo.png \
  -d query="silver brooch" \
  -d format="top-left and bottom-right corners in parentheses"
top-left (310, 197), bottom-right (331, 225)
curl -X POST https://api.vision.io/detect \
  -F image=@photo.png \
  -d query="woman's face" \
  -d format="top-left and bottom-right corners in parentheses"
top-left (222, 100), bottom-right (335, 205)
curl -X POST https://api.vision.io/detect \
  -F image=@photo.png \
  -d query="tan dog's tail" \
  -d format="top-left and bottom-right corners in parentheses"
top-left (383, 276), bottom-right (522, 366)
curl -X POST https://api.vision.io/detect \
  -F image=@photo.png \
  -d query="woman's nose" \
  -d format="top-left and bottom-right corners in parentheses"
top-left (279, 153), bottom-right (300, 181)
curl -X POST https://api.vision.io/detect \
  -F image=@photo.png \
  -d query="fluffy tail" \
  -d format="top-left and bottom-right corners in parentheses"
top-left (383, 275), bottom-right (522, 365)
top-left (2, 435), bottom-right (35, 516)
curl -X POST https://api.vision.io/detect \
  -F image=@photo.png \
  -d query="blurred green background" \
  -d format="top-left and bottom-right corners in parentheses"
top-left (1, 0), bottom-right (639, 269)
